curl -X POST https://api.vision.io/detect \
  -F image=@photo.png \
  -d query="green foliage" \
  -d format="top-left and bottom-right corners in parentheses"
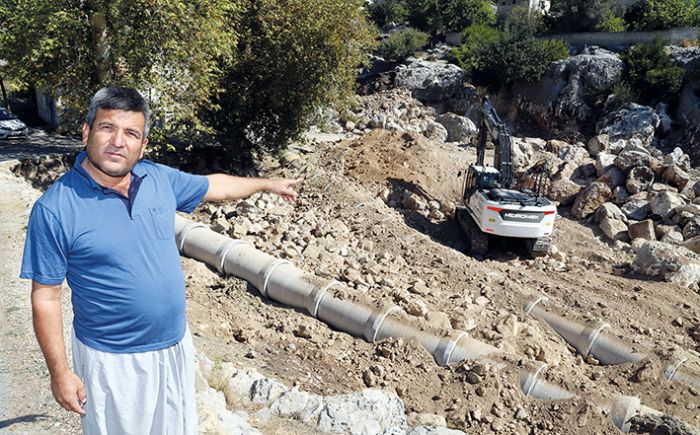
top-left (548, 0), bottom-right (619, 33)
top-left (0, 0), bottom-right (239, 126)
top-left (453, 20), bottom-right (568, 88)
top-left (366, 0), bottom-right (409, 28)
top-left (208, 0), bottom-right (376, 163)
top-left (378, 28), bottom-right (429, 61)
top-left (405, 0), bottom-right (442, 31)
top-left (451, 24), bottom-right (499, 73)
top-left (441, 0), bottom-right (496, 32)
top-left (627, 0), bottom-right (700, 31)
top-left (622, 38), bottom-right (685, 103)
top-left (596, 11), bottom-right (627, 32)
top-left (503, 4), bottom-right (546, 39)
top-left (604, 81), bottom-right (634, 111)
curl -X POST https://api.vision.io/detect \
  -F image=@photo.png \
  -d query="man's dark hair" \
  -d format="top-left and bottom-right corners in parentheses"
top-left (86, 87), bottom-right (151, 138)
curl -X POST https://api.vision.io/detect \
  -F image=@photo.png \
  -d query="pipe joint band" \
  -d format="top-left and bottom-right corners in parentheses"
top-left (261, 259), bottom-right (292, 298)
top-left (664, 358), bottom-right (688, 382)
top-left (364, 306), bottom-right (402, 343)
top-left (435, 332), bottom-right (468, 367)
top-left (583, 323), bottom-right (610, 357)
top-left (307, 280), bottom-right (340, 318)
top-left (178, 222), bottom-right (207, 253)
top-left (217, 240), bottom-right (249, 275)
top-left (524, 295), bottom-right (549, 315)
top-left (524, 364), bottom-right (548, 398)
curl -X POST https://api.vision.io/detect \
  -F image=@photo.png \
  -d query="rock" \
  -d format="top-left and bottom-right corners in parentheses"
top-left (511, 138), bottom-right (535, 174)
top-left (686, 236), bottom-right (700, 254)
top-left (558, 144), bottom-right (590, 164)
top-left (649, 191), bottom-right (685, 218)
top-left (211, 215), bottom-right (232, 234)
top-left (662, 165), bottom-right (690, 190)
top-left (395, 60), bottom-right (465, 103)
top-left (402, 190), bottom-right (427, 211)
top-left (408, 427), bottom-right (466, 435)
top-left (628, 220), bottom-right (656, 241)
top-left (588, 134), bottom-right (610, 157)
top-left (250, 378), bottom-right (289, 405)
top-left (683, 219), bottom-right (700, 240)
top-left (546, 139), bottom-right (570, 154)
top-left (513, 51), bottom-right (624, 125)
top-left (614, 150), bottom-right (655, 173)
top-left (626, 166), bottom-right (655, 194)
top-left (572, 182), bottom-right (612, 220)
top-left (271, 388), bottom-right (324, 423)
top-left (407, 412), bottom-right (447, 427)
top-left (423, 121), bottom-right (449, 143)
top-left (405, 298), bottom-right (429, 317)
top-left (548, 178), bottom-right (583, 205)
top-left (197, 388), bottom-right (262, 435)
top-left (594, 203), bottom-right (626, 224)
top-left (663, 147), bottom-right (691, 171)
top-left (435, 113), bottom-right (477, 143)
top-left (597, 103), bottom-right (660, 145)
top-left (611, 186), bottom-right (631, 205)
top-left (596, 167), bottom-right (626, 190)
top-left (621, 199), bottom-right (651, 221)
top-left (595, 152), bottom-right (616, 176)
top-left (661, 231), bottom-right (684, 244)
top-left (633, 241), bottom-right (700, 287)
top-left (600, 217), bottom-right (629, 241)
top-left (317, 389), bottom-right (407, 434)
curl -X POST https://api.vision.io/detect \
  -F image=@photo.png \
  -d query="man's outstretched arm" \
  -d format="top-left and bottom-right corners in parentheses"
top-left (204, 174), bottom-right (302, 203)
top-left (32, 281), bottom-right (86, 415)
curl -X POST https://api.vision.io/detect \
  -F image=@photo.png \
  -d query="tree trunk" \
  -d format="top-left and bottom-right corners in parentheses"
top-left (0, 73), bottom-right (9, 110)
top-left (87, 1), bottom-right (112, 84)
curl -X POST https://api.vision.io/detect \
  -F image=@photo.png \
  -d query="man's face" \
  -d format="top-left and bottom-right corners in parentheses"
top-left (82, 108), bottom-right (149, 178)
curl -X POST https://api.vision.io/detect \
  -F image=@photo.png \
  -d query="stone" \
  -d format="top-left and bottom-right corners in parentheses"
top-left (270, 387), bottom-right (324, 422)
top-left (423, 121), bottom-right (448, 143)
top-left (661, 231), bottom-right (684, 244)
top-left (596, 167), bottom-right (626, 190)
top-left (407, 427), bottom-right (466, 435)
top-left (594, 203), bottom-right (626, 224)
top-left (317, 389), bottom-right (407, 434)
top-left (435, 113), bottom-right (477, 143)
top-left (662, 165), bottom-right (690, 190)
top-left (611, 186), bottom-right (630, 205)
top-left (558, 144), bottom-right (590, 164)
top-left (649, 191), bottom-right (685, 218)
top-left (572, 182), bottom-right (612, 220)
top-left (683, 236), bottom-right (700, 254)
top-left (547, 178), bottom-right (583, 206)
top-left (614, 150), bottom-right (654, 173)
top-left (407, 412), bottom-right (447, 427)
top-left (588, 134), bottom-right (610, 157)
top-left (197, 388), bottom-right (262, 435)
top-left (621, 199), bottom-right (651, 221)
top-left (546, 139), bottom-right (569, 154)
top-left (595, 152), bottom-right (616, 176)
top-left (395, 59), bottom-right (465, 103)
top-left (683, 219), bottom-right (700, 240)
top-left (628, 220), bottom-right (656, 241)
top-left (600, 217), bottom-right (629, 241)
top-left (597, 103), bottom-right (660, 145)
top-left (633, 241), bottom-right (700, 287)
top-left (663, 146), bottom-right (691, 171)
top-left (626, 166), bottom-right (655, 194)
top-left (405, 298), bottom-right (429, 317)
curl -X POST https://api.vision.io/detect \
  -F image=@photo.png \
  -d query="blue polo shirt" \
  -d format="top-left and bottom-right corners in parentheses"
top-left (20, 151), bottom-right (209, 353)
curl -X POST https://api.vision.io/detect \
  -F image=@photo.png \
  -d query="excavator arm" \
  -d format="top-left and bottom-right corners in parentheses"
top-left (477, 97), bottom-right (514, 189)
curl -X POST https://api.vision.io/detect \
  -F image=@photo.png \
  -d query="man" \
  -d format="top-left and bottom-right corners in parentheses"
top-left (20, 86), bottom-right (301, 434)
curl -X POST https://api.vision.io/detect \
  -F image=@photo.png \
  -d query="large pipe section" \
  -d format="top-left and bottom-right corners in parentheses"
top-left (175, 217), bottom-right (698, 433)
top-left (524, 298), bottom-right (646, 365)
top-left (175, 217), bottom-right (500, 366)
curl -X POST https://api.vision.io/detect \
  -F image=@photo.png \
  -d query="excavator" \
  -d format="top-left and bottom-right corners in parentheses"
top-left (456, 96), bottom-right (556, 257)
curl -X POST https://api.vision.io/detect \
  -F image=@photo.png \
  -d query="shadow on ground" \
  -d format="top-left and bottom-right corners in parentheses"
top-left (0, 128), bottom-right (82, 162)
top-left (0, 413), bottom-right (50, 429)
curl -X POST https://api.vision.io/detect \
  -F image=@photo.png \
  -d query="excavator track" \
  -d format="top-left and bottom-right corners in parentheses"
top-left (525, 237), bottom-right (550, 258)
top-left (456, 206), bottom-right (488, 256)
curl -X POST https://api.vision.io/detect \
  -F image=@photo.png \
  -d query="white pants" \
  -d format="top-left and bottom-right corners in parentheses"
top-left (72, 327), bottom-right (197, 435)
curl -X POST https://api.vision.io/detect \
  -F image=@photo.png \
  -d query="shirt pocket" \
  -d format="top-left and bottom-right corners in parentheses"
top-left (148, 206), bottom-right (171, 240)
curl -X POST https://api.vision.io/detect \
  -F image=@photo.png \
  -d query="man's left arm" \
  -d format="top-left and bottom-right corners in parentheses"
top-left (204, 174), bottom-right (302, 203)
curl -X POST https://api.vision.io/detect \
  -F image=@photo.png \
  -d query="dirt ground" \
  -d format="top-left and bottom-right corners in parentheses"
top-left (2, 128), bottom-right (699, 434)
top-left (186, 130), bottom-right (700, 434)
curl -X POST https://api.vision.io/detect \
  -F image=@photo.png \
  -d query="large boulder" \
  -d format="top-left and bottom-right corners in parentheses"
top-left (395, 59), bottom-right (465, 103)
top-left (597, 104), bottom-right (660, 146)
top-left (649, 191), bottom-right (685, 218)
top-left (600, 217), bottom-right (629, 241)
top-left (621, 199), bottom-right (651, 221)
top-left (626, 166), bottom-right (655, 194)
top-left (572, 182), bottom-right (612, 219)
top-left (628, 220), bottom-right (656, 241)
top-left (435, 113), bottom-right (477, 143)
top-left (512, 51), bottom-right (623, 126)
top-left (633, 241), bottom-right (700, 288)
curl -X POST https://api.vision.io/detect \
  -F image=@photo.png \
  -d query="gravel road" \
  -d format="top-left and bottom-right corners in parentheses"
top-left (0, 160), bottom-right (80, 434)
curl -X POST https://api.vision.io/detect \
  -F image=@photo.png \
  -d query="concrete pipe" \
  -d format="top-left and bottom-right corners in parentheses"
top-left (524, 300), bottom-right (646, 365)
top-left (175, 216), bottom-right (500, 368)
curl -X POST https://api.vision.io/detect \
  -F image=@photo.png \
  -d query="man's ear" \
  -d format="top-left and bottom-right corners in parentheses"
top-left (139, 139), bottom-right (149, 159)
top-left (81, 123), bottom-right (90, 144)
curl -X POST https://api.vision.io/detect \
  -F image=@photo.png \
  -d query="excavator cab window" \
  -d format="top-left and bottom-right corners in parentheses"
top-left (477, 173), bottom-right (500, 190)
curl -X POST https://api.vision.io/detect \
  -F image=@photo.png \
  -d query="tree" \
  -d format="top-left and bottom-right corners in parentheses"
top-left (378, 28), bottom-right (429, 62)
top-left (627, 0), bottom-right (700, 31)
top-left (366, 0), bottom-right (409, 28)
top-left (441, 0), bottom-right (496, 32)
top-left (622, 37), bottom-right (685, 103)
top-left (208, 0), bottom-right (376, 163)
top-left (0, 0), bottom-right (239, 124)
top-left (548, 0), bottom-right (620, 33)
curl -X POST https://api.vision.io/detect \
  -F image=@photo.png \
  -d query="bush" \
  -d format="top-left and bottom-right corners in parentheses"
top-left (596, 11), bottom-right (627, 32)
top-left (451, 24), bottom-right (499, 75)
top-left (622, 38), bottom-right (685, 103)
top-left (548, 0), bottom-right (619, 33)
top-left (442, 0), bottom-right (496, 32)
top-left (378, 28), bottom-right (429, 61)
top-left (628, 0), bottom-right (700, 31)
top-left (207, 0), bottom-right (376, 164)
top-left (366, 0), bottom-right (409, 28)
